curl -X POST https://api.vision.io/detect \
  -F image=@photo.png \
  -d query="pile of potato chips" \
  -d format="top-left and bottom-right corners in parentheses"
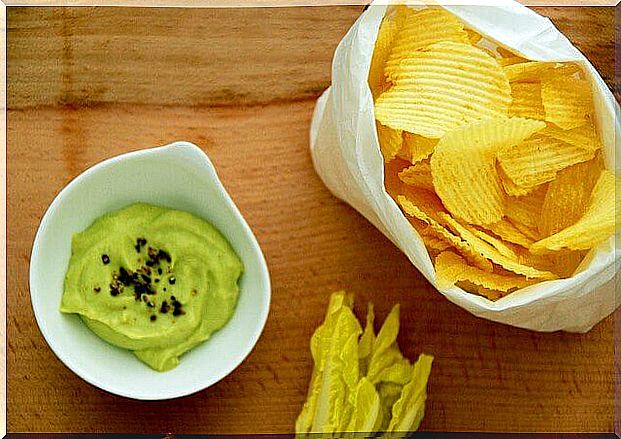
top-left (371, 6), bottom-right (619, 300)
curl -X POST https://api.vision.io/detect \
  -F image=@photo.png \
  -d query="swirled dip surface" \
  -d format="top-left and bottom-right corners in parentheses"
top-left (60, 203), bottom-right (243, 372)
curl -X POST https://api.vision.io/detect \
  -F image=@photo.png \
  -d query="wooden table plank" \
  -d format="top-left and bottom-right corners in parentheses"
top-left (6, 5), bottom-right (617, 434)
top-left (7, 6), bottom-right (616, 109)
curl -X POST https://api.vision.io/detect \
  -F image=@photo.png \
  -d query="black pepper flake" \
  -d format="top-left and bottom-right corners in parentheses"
top-left (110, 285), bottom-right (121, 296)
top-left (170, 295), bottom-right (176, 301)
top-left (146, 260), bottom-right (154, 267)
top-left (147, 301), bottom-right (155, 308)
top-left (157, 268), bottom-right (163, 275)
top-left (155, 279), bottom-right (160, 283)
top-left (168, 276), bottom-right (176, 285)
top-left (172, 299), bottom-right (185, 316)
top-left (135, 238), bottom-right (147, 253)
top-left (101, 254), bottom-right (110, 265)
top-left (118, 267), bottom-right (133, 286)
top-left (94, 287), bottom-right (101, 293)
top-left (150, 315), bottom-right (157, 322)
top-left (160, 300), bottom-right (170, 314)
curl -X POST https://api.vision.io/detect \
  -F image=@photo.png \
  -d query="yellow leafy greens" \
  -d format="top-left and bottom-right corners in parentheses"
top-left (295, 292), bottom-right (433, 434)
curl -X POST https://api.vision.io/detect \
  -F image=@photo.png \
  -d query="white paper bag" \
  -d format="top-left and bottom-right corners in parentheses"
top-left (310, 0), bottom-right (620, 333)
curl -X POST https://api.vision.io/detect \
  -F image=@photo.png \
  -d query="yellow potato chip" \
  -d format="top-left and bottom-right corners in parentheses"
top-left (504, 61), bottom-right (581, 83)
top-left (466, 28), bottom-right (483, 45)
top-left (531, 170), bottom-right (619, 253)
top-left (369, 17), bottom-right (398, 99)
top-left (515, 245), bottom-right (587, 278)
top-left (540, 123), bottom-right (600, 152)
top-left (504, 184), bottom-right (548, 233)
top-left (497, 164), bottom-right (534, 197)
top-left (542, 77), bottom-right (594, 130)
top-left (497, 135), bottom-right (596, 190)
top-left (439, 212), bottom-right (556, 279)
top-left (384, 157), bottom-right (411, 198)
top-left (376, 42), bottom-right (512, 138)
top-left (431, 117), bottom-right (545, 225)
top-left (422, 232), bottom-right (451, 253)
top-left (376, 122), bottom-right (403, 163)
top-left (508, 218), bottom-right (541, 242)
top-left (397, 195), bottom-right (493, 271)
top-left (498, 56), bottom-right (528, 67)
top-left (483, 218), bottom-right (534, 249)
top-left (496, 46), bottom-right (516, 58)
top-left (435, 251), bottom-right (536, 293)
top-left (398, 133), bottom-right (437, 164)
top-left (456, 281), bottom-right (508, 301)
top-left (385, 7), bottom-right (469, 75)
top-left (469, 226), bottom-right (518, 260)
top-left (509, 82), bottom-right (545, 120)
top-left (538, 156), bottom-right (603, 237)
top-left (398, 161), bottom-right (433, 191)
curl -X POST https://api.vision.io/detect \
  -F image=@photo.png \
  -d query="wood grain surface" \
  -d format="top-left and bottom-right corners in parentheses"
top-left (6, 6), bottom-right (617, 434)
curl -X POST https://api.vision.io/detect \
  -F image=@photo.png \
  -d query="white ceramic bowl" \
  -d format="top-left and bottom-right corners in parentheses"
top-left (30, 142), bottom-right (271, 400)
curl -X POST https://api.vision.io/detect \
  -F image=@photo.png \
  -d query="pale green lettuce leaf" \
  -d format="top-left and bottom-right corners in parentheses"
top-left (345, 377), bottom-right (380, 432)
top-left (387, 353), bottom-right (434, 432)
top-left (358, 303), bottom-right (375, 377)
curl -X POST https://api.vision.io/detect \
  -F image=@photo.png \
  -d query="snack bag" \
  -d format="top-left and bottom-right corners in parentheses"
top-left (310, 1), bottom-right (619, 332)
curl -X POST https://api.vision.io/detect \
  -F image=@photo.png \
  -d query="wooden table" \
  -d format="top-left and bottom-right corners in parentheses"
top-left (6, 6), bottom-right (617, 434)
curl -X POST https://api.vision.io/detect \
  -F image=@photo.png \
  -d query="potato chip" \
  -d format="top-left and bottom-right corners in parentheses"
top-left (398, 133), bottom-right (437, 164)
top-left (497, 135), bottom-right (596, 190)
top-left (538, 156), bottom-right (603, 237)
top-left (397, 195), bottom-right (493, 271)
top-left (376, 122), bottom-right (403, 163)
top-left (466, 28), bottom-right (483, 45)
top-left (509, 82), bottom-right (545, 120)
top-left (496, 46), bottom-right (516, 58)
top-left (540, 123), bottom-right (600, 152)
top-left (504, 61), bottom-right (581, 83)
top-left (431, 117), bottom-right (545, 225)
top-left (498, 56), bottom-right (528, 67)
top-left (385, 8), bottom-right (469, 75)
top-left (369, 18), bottom-right (398, 99)
top-left (422, 232), bottom-right (451, 253)
top-left (376, 42), bottom-right (512, 138)
top-left (504, 184), bottom-right (548, 233)
top-left (435, 251), bottom-right (536, 293)
top-left (497, 164), bottom-right (534, 197)
top-left (439, 212), bottom-right (556, 279)
top-left (531, 170), bottom-right (619, 253)
top-left (398, 161), bottom-right (433, 191)
top-left (483, 218), bottom-right (534, 249)
top-left (469, 226), bottom-right (518, 260)
top-left (542, 77), bottom-right (594, 130)
top-left (456, 281), bottom-right (507, 301)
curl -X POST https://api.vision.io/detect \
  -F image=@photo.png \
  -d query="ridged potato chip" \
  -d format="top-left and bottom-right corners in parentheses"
top-left (540, 123), bottom-right (600, 152)
top-left (531, 170), bottom-right (619, 253)
top-left (376, 42), bottom-right (512, 138)
top-left (483, 219), bottom-right (534, 249)
top-left (435, 251), bottom-right (536, 293)
top-left (369, 18), bottom-right (398, 99)
top-left (431, 117), bottom-right (545, 226)
top-left (398, 133), bottom-right (437, 164)
top-left (439, 212), bottom-right (556, 279)
top-left (509, 82), bottom-right (545, 120)
top-left (385, 8), bottom-right (469, 77)
top-left (398, 161), bottom-right (433, 191)
top-left (397, 195), bottom-right (493, 271)
top-left (376, 122), bottom-right (403, 163)
top-left (504, 184), bottom-right (548, 233)
top-left (538, 156), bottom-right (604, 237)
top-left (542, 77), bottom-right (594, 130)
top-left (504, 61), bottom-right (581, 83)
top-left (497, 135), bottom-right (596, 190)
top-left (456, 281), bottom-right (507, 301)
top-left (469, 226), bottom-right (518, 260)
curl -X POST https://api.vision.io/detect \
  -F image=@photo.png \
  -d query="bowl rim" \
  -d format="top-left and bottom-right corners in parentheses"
top-left (28, 141), bottom-right (271, 400)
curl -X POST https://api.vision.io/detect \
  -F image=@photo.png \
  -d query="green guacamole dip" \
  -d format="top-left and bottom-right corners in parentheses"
top-left (60, 203), bottom-right (244, 372)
